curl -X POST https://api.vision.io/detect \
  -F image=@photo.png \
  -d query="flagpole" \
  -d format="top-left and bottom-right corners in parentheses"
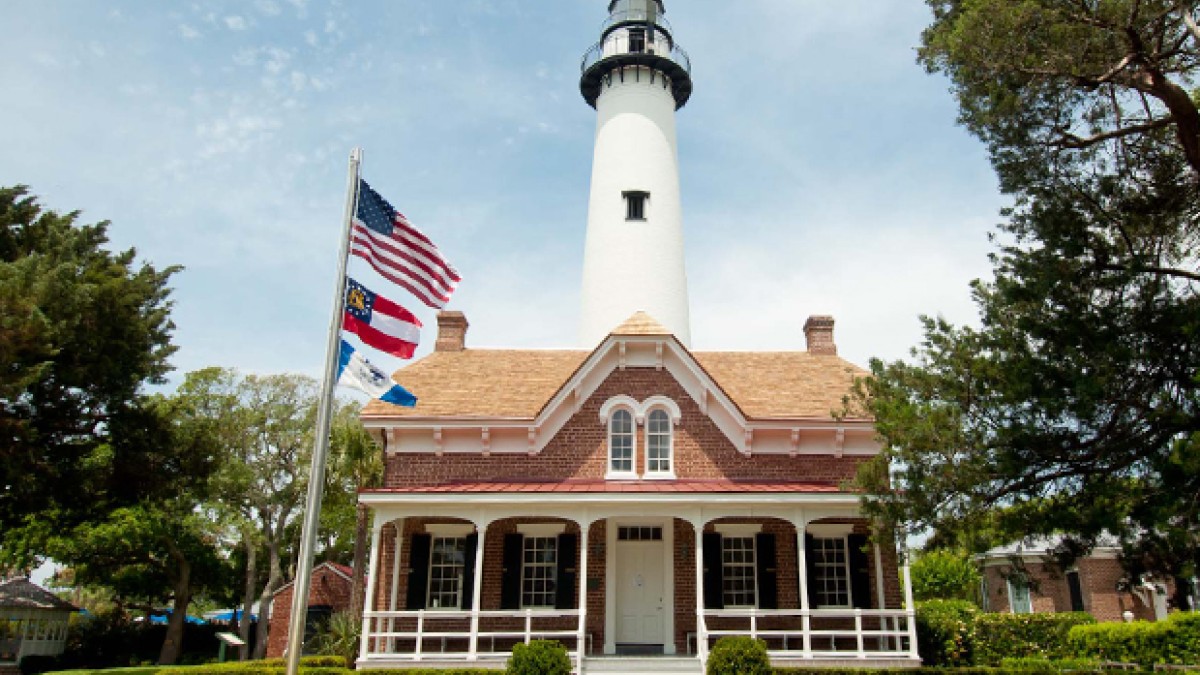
top-left (285, 147), bottom-right (362, 675)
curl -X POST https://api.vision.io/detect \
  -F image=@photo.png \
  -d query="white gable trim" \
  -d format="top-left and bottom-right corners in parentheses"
top-left (363, 334), bottom-right (878, 458)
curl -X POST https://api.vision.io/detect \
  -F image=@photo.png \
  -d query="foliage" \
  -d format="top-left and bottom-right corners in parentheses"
top-left (972, 612), bottom-right (1096, 666)
top-left (0, 185), bottom-right (181, 552)
top-left (996, 656), bottom-right (1103, 673)
top-left (1067, 611), bottom-right (1200, 666)
top-left (307, 611), bottom-right (360, 668)
top-left (505, 639), bottom-right (572, 675)
top-left (915, 599), bottom-right (979, 667)
top-left (53, 610), bottom-right (224, 670)
top-left (706, 636), bottom-right (771, 675)
top-left (912, 549), bottom-right (983, 603)
top-left (854, 0), bottom-right (1200, 579)
top-left (771, 668), bottom-right (1117, 675)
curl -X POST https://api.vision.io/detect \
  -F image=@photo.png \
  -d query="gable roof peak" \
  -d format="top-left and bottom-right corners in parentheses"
top-left (610, 311), bottom-right (673, 338)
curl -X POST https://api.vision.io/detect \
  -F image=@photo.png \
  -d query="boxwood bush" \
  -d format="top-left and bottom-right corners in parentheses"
top-left (505, 640), bottom-right (571, 675)
top-left (972, 611), bottom-right (1095, 665)
top-left (1067, 611), bottom-right (1200, 666)
top-left (706, 636), bottom-right (770, 675)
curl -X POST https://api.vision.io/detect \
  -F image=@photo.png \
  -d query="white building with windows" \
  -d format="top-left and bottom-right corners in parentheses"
top-left (348, 1), bottom-right (919, 672)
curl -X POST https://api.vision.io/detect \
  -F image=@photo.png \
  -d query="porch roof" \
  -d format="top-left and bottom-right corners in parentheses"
top-left (361, 478), bottom-right (846, 494)
top-left (0, 578), bottom-right (77, 612)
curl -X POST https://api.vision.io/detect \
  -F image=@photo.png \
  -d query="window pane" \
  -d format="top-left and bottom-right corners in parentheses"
top-left (428, 537), bottom-right (466, 609)
top-left (812, 537), bottom-right (850, 607)
top-left (521, 536), bottom-right (558, 607)
top-left (722, 536), bottom-right (757, 607)
top-left (646, 409), bottom-right (671, 473)
top-left (610, 410), bottom-right (634, 472)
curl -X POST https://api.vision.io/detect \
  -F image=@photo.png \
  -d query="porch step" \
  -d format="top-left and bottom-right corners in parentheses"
top-left (582, 656), bottom-right (701, 675)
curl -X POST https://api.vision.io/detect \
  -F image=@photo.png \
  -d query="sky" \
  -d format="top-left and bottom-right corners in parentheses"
top-left (0, 0), bottom-right (1008, 388)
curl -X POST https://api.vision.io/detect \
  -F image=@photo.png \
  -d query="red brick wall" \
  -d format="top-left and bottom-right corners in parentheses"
top-left (981, 558), bottom-right (1174, 622)
top-left (385, 367), bottom-right (867, 487)
top-left (265, 564), bottom-right (358, 658)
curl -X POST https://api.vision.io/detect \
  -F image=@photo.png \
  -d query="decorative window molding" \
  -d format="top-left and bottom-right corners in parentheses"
top-left (601, 394), bottom-right (681, 479)
top-left (641, 395), bottom-right (682, 424)
top-left (517, 523), bottom-right (566, 537)
top-left (806, 523), bottom-right (854, 538)
top-left (598, 395), bottom-right (640, 424)
top-left (714, 523), bottom-right (762, 537)
top-left (426, 523), bottom-right (475, 537)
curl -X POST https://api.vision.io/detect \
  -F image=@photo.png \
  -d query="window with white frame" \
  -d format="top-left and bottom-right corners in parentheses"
top-left (427, 537), bottom-right (467, 609)
top-left (722, 536), bottom-right (757, 607)
top-left (645, 408), bottom-right (672, 475)
top-left (521, 536), bottom-right (558, 608)
top-left (609, 408), bottom-right (635, 474)
top-left (812, 537), bottom-right (851, 607)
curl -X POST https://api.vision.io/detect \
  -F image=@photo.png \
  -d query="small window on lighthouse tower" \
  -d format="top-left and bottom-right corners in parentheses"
top-left (623, 191), bottom-right (649, 221)
top-left (628, 27), bottom-right (646, 53)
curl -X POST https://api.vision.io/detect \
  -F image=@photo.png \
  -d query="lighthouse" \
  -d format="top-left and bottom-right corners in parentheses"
top-left (578, 0), bottom-right (694, 347)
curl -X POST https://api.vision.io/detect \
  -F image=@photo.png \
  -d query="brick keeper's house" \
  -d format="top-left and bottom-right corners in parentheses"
top-left (345, 1), bottom-right (920, 671)
top-left (351, 313), bottom-right (919, 672)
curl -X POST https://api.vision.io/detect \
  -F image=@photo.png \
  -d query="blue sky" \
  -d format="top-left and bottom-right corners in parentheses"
top-left (1, 1), bottom-right (1006, 386)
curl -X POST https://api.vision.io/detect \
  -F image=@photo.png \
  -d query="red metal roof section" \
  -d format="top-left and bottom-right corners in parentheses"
top-left (362, 479), bottom-right (845, 494)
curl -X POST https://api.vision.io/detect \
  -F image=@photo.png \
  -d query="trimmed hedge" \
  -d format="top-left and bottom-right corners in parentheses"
top-left (506, 639), bottom-right (571, 675)
top-left (972, 611), bottom-right (1095, 665)
top-left (1067, 612), bottom-right (1200, 666)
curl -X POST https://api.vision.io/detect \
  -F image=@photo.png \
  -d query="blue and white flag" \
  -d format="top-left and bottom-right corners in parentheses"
top-left (337, 339), bottom-right (417, 407)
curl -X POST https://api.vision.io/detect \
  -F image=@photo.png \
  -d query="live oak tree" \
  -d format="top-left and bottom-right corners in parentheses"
top-left (0, 185), bottom-right (180, 538)
top-left (854, 1), bottom-right (1199, 583)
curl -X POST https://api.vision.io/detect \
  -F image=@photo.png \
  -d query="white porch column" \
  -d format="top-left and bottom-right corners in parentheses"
top-left (577, 520), bottom-right (590, 658)
top-left (359, 511), bottom-right (385, 662)
top-left (387, 518), bottom-right (406, 652)
top-left (873, 540), bottom-right (889, 651)
top-left (691, 518), bottom-right (708, 662)
top-left (792, 513), bottom-right (812, 658)
top-left (901, 543), bottom-right (918, 660)
top-left (468, 519), bottom-right (492, 660)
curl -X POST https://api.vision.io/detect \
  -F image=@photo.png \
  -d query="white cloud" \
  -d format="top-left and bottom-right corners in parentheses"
top-left (255, 0), bottom-right (282, 17)
top-left (224, 15), bottom-right (248, 31)
top-left (179, 24), bottom-right (201, 39)
top-left (303, 29), bottom-right (318, 47)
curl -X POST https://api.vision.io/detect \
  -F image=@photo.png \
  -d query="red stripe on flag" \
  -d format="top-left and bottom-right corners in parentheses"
top-left (350, 243), bottom-right (447, 309)
top-left (350, 223), bottom-right (458, 298)
top-left (349, 228), bottom-right (457, 308)
top-left (343, 314), bottom-right (418, 359)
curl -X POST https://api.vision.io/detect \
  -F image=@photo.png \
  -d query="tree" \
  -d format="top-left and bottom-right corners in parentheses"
top-left (0, 185), bottom-right (180, 537)
top-left (322, 407), bottom-right (384, 620)
top-left (40, 391), bottom-right (224, 665)
top-left (911, 549), bottom-right (982, 604)
top-left (854, 1), bottom-right (1200, 580)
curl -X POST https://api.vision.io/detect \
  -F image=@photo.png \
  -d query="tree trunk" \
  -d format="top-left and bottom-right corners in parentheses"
top-left (252, 532), bottom-right (283, 659)
top-left (349, 503), bottom-right (369, 619)
top-left (239, 532), bottom-right (257, 660)
top-left (158, 543), bottom-right (192, 665)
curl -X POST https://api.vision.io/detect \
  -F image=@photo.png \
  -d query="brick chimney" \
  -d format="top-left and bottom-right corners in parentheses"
top-left (804, 315), bottom-right (837, 355)
top-left (435, 311), bottom-right (468, 352)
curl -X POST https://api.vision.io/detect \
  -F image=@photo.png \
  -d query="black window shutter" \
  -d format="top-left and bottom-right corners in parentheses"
top-left (500, 533), bottom-right (524, 610)
top-left (804, 534), bottom-right (818, 608)
top-left (755, 532), bottom-right (778, 610)
top-left (406, 533), bottom-right (432, 610)
top-left (848, 533), bottom-right (872, 609)
top-left (1067, 571), bottom-right (1085, 612)
top-left (555, 533), bottom-right (578, 609)
top-left (460, 533), bottom-right (479, 610)
top-left (702, 532), bottom-right (724, 609)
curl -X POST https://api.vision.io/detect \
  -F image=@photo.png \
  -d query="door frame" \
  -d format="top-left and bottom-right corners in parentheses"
top-left (604, 516), bottom-right (675, 654)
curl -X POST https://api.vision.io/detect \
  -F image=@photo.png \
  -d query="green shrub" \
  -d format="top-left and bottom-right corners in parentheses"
top-left (307, 612), bottom-right (362, 669)
top-left (911, 550), bottom-right (983, 603)
top-left (505, 640), bottom-right (571, 675)
top-left (1068, 611), bottom-right (1200, 666)
top-left (915, 599), bottom-right (979, 666)
top-left (706, 636), bottom-right (770, 675)
top-left (972, 611), bottom-right (1095, 665)
top-left (998, 656), bottom-right (1104, 673)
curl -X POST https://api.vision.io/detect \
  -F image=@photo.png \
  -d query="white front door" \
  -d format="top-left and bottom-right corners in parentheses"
top-left (615, 538), bottom-right (666, 645)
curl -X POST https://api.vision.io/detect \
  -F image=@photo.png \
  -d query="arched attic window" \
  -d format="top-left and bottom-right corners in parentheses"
top-left (608, 408), bottom-right (636, 477)
top-left (644, 408), bottom-right (673, 477)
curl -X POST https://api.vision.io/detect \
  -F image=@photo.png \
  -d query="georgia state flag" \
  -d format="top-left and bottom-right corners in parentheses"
top-left (343, 277), bottom-right (421, 359)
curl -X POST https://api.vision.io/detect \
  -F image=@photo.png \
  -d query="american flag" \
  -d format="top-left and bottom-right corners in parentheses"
top-left (350, 179), bottom-right (460, 309)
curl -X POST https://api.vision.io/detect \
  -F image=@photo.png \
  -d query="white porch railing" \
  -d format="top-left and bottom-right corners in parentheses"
top-left (702, 608), bottom-right (919, 661)
top-left (359, 609), bottom-right (584, 665)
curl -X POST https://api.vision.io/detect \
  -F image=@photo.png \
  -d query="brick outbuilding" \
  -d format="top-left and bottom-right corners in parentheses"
top-left (266, 562), bottom-right (358, 658)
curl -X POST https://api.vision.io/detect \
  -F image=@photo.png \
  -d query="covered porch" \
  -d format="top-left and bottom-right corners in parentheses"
top-left (356, 481), bottom-right (920, 671)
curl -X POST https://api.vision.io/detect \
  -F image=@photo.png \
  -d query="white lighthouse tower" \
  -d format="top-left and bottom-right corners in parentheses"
top-left (578, 0), bottom-right (694, 347)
